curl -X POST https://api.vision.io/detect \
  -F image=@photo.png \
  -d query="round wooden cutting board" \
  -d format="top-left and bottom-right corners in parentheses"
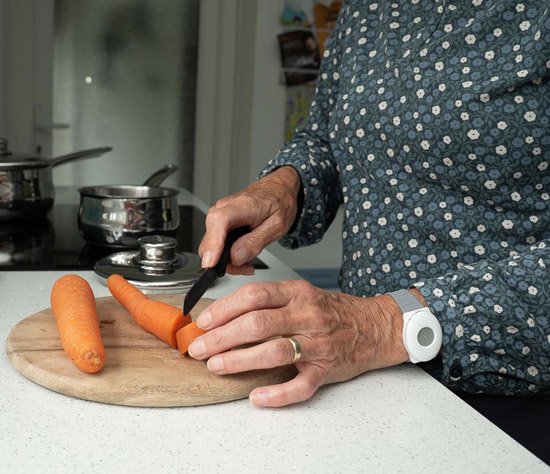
top-left (6, 295), bottom-right (297, 407)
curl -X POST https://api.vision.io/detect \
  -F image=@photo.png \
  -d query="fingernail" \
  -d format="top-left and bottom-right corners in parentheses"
top-left (202, 251), bottom-right (214, 268)
top-left (196, 309), bottom-right (212, 329)
top-left (250, 391), bottom-right (268, 407)
top-left (235, 248), bottom-right (249, 266)
top-left (188, 338), bottom-right (205, 358)
top-left (207, 356), bottom-right (224, 372)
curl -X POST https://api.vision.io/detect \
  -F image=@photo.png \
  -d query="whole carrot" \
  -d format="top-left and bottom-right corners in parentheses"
top-left (176, 322), bottom-right (206, 355)
top-left (50, 274), bottom-right (106, 373)
top-left (107, 274), bottom-right (191, 348)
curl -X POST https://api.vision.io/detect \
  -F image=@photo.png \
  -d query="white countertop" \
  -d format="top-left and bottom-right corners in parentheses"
top-left (0, 187), bottom-right (547, 473)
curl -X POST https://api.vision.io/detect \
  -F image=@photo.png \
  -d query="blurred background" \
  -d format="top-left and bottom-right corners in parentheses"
top-left (0, 0), bottom-right (343, 281)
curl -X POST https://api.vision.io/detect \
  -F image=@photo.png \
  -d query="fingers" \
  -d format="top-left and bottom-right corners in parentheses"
top-left (199, 204), bottom-right (254, 268)
top-left (226, 262), bottom-right (255, 276)
top-left (189, 306), bottom-right (296, 359)
top-left (229, 215), bottom-right (287, 266)
top-left (249, 365), bottom-right (324, 407)
top-left (198, 168), bottom-right (300, 270)
top-left (195, 282), bottom-right (295, 330)
top-left (206, 336), bottom-right (309, 375)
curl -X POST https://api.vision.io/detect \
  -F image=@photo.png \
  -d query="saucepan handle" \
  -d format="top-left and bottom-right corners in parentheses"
top-left (142, 164), bottom-right (178, 187)
top-left (50, 147), bottom-right (113, 167)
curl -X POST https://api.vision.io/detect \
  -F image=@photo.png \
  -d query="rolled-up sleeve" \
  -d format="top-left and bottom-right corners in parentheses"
top-left (416, 239), bottom-right (550, 395)
top-left (258, 4), bottom-right (351, 249)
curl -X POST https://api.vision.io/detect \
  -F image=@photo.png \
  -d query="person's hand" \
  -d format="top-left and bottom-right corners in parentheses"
top-left (188, 281), bottom-right (416, 407)
top-left (198, 166), bottom-right (301, 275)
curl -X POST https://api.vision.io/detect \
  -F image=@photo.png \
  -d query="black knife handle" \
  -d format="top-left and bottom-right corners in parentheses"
top-left (214, 226), bottom-right (251, 277)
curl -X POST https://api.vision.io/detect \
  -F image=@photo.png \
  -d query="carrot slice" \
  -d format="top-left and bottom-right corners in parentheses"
top-left (107, 274), bottom-right (191, 348)
top-left (50, 274), bottom-right (106, 373)
top-left (176, 322), bottom-right (207, 355)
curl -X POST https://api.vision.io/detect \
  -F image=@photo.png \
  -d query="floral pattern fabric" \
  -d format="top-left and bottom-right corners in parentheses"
top-left (260, 0), bottom-right (550, 395)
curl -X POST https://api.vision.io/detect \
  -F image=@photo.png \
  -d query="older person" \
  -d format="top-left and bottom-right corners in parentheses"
top-left (188, 0), bottom-right (549, 407)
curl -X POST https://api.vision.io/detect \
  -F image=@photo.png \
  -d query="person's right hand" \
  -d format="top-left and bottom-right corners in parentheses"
top-left (198, 166), bottom-right (302, 275)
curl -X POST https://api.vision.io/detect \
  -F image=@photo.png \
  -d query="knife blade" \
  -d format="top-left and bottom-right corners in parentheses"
top-left (183, 226), bottom-right (251, 315)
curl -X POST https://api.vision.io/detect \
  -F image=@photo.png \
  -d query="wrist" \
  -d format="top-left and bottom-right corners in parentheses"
top-left (268, 166), bottom-right (303, 233)
top-left (387, 287), bottom-right (443, 362)
top-left (408, 287), bottom-right (426, 306)
top-left (370, 288), bottom-right (427, 366)
top-left (373, 294), bottom-right (410, 366)
top-left (268, 166), bottom-right (301, 195)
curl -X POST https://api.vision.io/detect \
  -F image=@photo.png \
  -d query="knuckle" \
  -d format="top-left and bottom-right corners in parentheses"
top-left (296, 280), bottom-right (314, 293)
top-left (245, 234), bottom-right (263, 255)
top-left (241, 282), bottom-right (259, 301)
top-left (249, 313), bottom-right (271, 339)
top-left (252, 283), bottom-right (271, 304)
top-left (213, 197), bottom-right (228, 208)
top-left (205, 207), bottom-right (225, 227)
top-left (205, 328), bottom-right (223, 349)
top-left (241, 282), bottom-right (271, 304)
top-left (288, 280), bottom-right (314, 299)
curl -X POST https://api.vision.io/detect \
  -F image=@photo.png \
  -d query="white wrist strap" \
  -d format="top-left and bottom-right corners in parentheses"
top-left (388, 289), bottom-right (424, 312)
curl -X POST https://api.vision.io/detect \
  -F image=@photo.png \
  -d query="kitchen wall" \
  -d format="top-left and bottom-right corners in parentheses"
top-left (247, 0), bottom-right (343, 272)
top-left (52, 0), bottom-right (199, 191)
top-left (0, 0), bottom-right (198, 191)
top-left (0, 0), bottom-right (37, 151)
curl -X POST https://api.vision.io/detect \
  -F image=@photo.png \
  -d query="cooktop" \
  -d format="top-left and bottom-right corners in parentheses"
top-left (0, 205), bottom-right (267, 271)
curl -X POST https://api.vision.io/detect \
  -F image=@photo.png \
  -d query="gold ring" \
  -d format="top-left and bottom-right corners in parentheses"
top-left (288, 336), bottom-right (302, 363)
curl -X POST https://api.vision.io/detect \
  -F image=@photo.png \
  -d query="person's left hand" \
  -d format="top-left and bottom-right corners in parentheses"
top-left (187, 280), bottom-right (411, 407)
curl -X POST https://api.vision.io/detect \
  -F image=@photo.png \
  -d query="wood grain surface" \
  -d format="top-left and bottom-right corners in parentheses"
top-left (6, 295), bottom-right (297, 407)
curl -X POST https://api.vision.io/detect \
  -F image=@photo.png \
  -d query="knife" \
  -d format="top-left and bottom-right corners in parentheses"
top-left (183, 226), bottom-right (251, 315)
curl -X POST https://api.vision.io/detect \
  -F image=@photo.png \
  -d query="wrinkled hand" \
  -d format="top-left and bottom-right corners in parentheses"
top-left (188, 280), bottom-right (411, 407)
top-left (198, 166), bottom-right (301, 275)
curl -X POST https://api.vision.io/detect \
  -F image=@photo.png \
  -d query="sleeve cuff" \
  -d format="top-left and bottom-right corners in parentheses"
top-left (258, 136), bottom-right (341, 249)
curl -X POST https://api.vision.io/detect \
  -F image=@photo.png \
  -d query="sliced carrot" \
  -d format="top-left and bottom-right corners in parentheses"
top-left (107, 274), bottom-right (191, 348)
top-left (176, 322), bottom-right (206, 355)
top-left (50, 274), bottom-right (106, 373)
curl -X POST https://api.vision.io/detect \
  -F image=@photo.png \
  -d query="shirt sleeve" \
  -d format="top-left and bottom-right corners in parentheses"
top-left (415, 239), bottom-right (550, 396)
top-left (257, 4), bottom-right (351, 249)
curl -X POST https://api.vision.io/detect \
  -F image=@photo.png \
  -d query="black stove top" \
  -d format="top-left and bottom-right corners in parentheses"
top-left (0, 205), bottom-right (267, 271)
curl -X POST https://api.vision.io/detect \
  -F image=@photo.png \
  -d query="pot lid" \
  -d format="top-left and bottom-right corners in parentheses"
top-left (0, 138), bottom-right (51, 170)
top-left (94, 235), bottom-right (204, 291)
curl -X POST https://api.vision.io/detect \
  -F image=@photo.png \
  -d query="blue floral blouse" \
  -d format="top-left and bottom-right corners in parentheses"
top-left (261, 0), bottom-right (550, 395)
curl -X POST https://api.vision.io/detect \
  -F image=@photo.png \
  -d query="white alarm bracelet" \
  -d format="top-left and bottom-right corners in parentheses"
top-left (388, 289), bottom-right (442, 363)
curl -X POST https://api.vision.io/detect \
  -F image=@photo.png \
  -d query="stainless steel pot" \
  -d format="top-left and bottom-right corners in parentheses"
top-left (78, 164), bottom-right (180, 248)
top-left (0, 138), bottom-right (112, 219)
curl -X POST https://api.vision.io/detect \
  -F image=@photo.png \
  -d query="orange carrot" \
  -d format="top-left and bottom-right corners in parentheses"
top-left (50, 274), bottom-right (106, 373)
top-left (107, 274), bottom-right (191, 348)
top-left (176, 322), bottom-right (207, 355)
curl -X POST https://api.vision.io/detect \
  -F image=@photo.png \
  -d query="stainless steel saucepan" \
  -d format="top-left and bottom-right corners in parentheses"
top-left (0, 138), bottom-right (112, 219)
top-left (78, 164), bottom-right (180, 248)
